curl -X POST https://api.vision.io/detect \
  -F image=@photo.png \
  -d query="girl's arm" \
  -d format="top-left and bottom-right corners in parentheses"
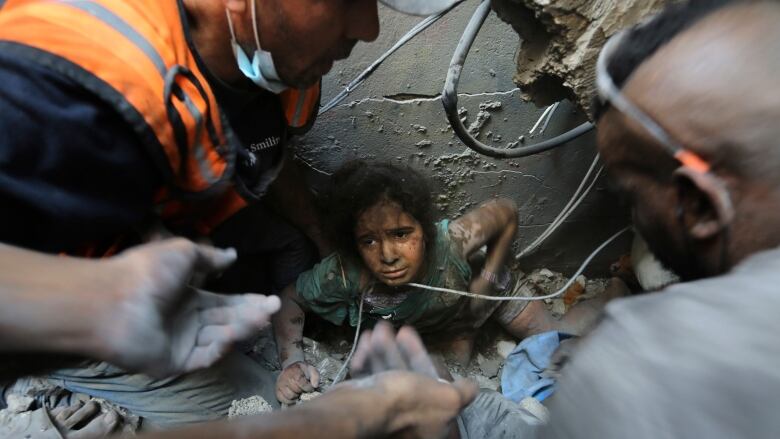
top-left (273, 284), bottom-right (320, 404)
top-left (449, 198), bottom-right (519, 296)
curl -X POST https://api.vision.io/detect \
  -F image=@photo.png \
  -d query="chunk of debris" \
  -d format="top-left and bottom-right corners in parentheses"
top-left (299, 392), bottom-right (323, 403)
top-left (479, 101), bottom-right (503, 111)
top-left (497, 340), bottom-right (518, 360)
top-left (476, 353), bottom-right (502, 378)
top-left (538, 268), bottom-right (554, 278)
top-left (228, 396), bottom-right (273, 419)
top-left (467, 111), bottom-right (492, 135)
top-left (562, 276), bottom-right (587, 306)
top-left (411, 124), bottom-right (428, 133)
top-left (4, 395), bottom-right (33, 414)
top-left (416, 140), bottom-right (433, 148)
top-left (491, 0), bottom-right (669, 113)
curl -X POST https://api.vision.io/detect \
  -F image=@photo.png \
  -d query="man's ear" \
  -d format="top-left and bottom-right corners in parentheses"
top-left (224, 0), bottom-right (247, 14)
top-left (673, 167), bottom-right (735, 240)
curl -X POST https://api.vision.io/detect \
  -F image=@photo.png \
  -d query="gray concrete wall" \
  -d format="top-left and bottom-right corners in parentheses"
top-left (293, 1), bottom-right (630, 275)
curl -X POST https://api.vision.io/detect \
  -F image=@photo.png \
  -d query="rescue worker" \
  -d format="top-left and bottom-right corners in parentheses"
top-left (0, 0), bottom-right (460, 428)
top-left (539, 0), bottom-right (780, 437)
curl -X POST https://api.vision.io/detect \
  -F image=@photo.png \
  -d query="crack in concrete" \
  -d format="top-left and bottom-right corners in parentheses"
top-left (337, 88), bottom-right (521, 108)
top-left (470, 169), bottom-right (553, 188)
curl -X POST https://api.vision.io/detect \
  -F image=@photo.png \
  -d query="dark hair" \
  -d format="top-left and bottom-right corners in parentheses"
top-left (593, 0), bottom-right (737, 120)
top-left (319, 160), bottom-right (437, 261)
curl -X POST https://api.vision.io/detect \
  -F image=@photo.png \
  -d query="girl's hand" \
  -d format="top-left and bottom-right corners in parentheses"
top-left (276, 361), bottom-right (320, 404)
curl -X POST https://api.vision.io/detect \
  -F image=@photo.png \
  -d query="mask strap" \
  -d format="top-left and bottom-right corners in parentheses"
top-left (225, 9), bottom-right (238, 44)
top-left (250, 0), bottom-right (263, 51)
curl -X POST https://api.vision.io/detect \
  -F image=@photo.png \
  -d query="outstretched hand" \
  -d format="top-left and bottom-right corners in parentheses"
top-left (350, 322), bottom-right (441, 379)
top-left (338, 322), bottom-right (477, 439)
top-left (98, 239), bottom-right (280, 378)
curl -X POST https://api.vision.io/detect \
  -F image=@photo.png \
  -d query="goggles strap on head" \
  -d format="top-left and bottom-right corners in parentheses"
top-left (596, 30), bottom-right (712, 175)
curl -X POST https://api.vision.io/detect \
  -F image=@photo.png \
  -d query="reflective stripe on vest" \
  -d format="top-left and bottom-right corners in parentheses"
top-left (0, 0), bottom-right (233, 195)
top-left (281, 83), bottom-right (320, 129)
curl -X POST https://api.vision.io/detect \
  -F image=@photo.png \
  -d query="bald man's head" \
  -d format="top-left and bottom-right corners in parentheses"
top-left (596, 0), bottom-right (780, 280)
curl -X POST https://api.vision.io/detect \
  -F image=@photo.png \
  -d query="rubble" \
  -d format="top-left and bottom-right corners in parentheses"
top-left (491, 0), bottom-right (671, 114)
top-left (476, 353), bottom-right (502, 379)
top-left (496, 340), bottom-right (518, 360)
top-left (228, 396), bottom-right (273, 419)
top-left (4, 395), bottom-right (33, 414)
top-left (299, 392), bottom-right (323, 403)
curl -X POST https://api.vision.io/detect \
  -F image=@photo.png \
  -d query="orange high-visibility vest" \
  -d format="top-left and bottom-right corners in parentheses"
top-left (0, 0), bottom-right (319, 239)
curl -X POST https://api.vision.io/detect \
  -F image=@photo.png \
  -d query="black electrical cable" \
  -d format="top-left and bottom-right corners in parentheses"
top-left (441, 0), bottom-right (594, 159)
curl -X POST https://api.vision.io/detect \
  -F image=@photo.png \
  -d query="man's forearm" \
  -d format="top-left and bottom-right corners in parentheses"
top-left (141, 385), bottom-right (390, 439)
top-left (273, 284), bottom-right (307, 368)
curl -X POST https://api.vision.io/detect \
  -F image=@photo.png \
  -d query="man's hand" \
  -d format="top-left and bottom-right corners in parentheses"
top-left (350, 322), bottom-right (441, 379)
top-left (98, 239), bottom-right (281, 378)
top-left (343, 322), bottom-right (478, 438)
top-left (336, 371), bottom-right (477, 439)
top-left (276, 361), bottom-right (320, 404)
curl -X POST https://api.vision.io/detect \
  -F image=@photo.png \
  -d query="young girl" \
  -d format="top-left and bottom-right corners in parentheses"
top-left (272, 161), bottom-right (607, 404)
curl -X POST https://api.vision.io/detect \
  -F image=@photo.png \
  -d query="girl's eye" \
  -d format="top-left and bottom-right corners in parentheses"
top-left (393, 231), bottom-right (410, 239)
top-left (360, 238), bottom-right (377, 246)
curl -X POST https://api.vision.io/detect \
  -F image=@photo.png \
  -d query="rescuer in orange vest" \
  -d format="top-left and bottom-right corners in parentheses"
top-left (0, 0), bottom-right (459, 429)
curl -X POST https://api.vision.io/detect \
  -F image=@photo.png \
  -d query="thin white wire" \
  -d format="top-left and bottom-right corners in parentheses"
top-left (529, 104), bottom-right (554, 134)
top-left (320, 2), bottom-right (463, 115)
top-left (538, 102), bottom-right (560, 135)
top-left (331, 289), bottom-right (366, 385)
top-left (410, 226), bottom-right (631, 302)
top-left (521, 165), bottom-right (604, 257)
top-left (516, 154), bottom-right (602, 260)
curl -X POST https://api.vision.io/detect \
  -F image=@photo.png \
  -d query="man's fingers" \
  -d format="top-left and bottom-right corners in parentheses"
top-left (450, 379), bottom-right (479, 409)
top-left (190, 243), bottom-right (237, 275)
top-left (184, 343), bottom-right (230, 372)
top-left (196, 318), bottom-right (271, 347)
top-left (372, 321), bottom-right (408, 372)
top-left (196, 290), bottom-right (281, 313)
top-left (349, 330), bottom-right (374, 377)
top-left (196, 326), bottom-right (233, 346)
top-left (397, 326), bottom-right (439, 378)
top-left (199, 294), bottom-right (280, 325)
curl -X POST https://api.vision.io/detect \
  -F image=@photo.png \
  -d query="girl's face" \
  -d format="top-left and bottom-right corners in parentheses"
top-left (354, 199), bottom-right (426, 287)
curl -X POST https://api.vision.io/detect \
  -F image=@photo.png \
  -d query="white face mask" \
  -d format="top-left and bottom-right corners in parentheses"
top-left (225, 0), bottom-right (289, 94)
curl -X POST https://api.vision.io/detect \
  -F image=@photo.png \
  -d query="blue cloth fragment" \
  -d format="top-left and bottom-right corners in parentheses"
top-left (501, 331), bottom-right (573, 403)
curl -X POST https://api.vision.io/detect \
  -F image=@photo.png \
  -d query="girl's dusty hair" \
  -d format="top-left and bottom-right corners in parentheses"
top-left (320, 160), bottom-right (437, 261)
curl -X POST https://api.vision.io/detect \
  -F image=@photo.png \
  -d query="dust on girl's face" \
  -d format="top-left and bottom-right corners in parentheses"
top-left (354, 199), bottom-right (426, 287)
